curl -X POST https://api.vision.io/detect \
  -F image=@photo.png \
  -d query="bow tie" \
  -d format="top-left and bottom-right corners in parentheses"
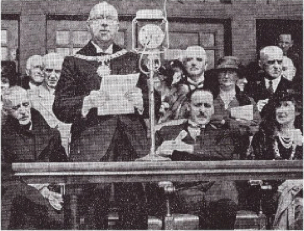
top-left (187, 82), bottom-right (204, 91)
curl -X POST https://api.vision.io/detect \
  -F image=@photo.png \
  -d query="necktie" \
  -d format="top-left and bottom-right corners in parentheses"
top-left (268, 80), bottom-right (274, 95)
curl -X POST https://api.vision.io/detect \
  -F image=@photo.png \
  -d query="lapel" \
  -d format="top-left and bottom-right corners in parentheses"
top-left (37, 85), bottom-right (56, 118)
top-left (77, 41), bottom-right (99, 56)
top-left (275, 78), bottom-right (289, 95)
top-left (182, 122), bottom-right (196, 144)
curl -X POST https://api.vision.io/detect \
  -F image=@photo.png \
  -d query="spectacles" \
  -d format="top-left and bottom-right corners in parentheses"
top-left (88, 17), bottom-right (118, 25)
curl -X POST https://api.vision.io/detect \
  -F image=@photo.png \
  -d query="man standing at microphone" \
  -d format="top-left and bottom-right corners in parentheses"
top-left (53, 2), bottom-right (149, 229)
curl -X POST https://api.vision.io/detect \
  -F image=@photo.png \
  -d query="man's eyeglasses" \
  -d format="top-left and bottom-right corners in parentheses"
top-left (88, 17), bottom-right (118, 25)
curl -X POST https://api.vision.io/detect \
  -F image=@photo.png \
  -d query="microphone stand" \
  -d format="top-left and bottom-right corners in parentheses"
top-left (136, 51), bottom-right (170, 161)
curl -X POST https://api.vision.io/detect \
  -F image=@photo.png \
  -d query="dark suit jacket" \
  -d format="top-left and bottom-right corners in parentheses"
top-left (1, 109), bottom-right (67, 229)
top-left (245, 76), bottom-right (292, 118)
top-left (53, 41), bottom-right (149, 161)
top-left (245, 75), bottom-right (292, 103)
top-left (156, 121), bottom-right (237, 161)
top-left (1, 108), bottom-right (67, 165)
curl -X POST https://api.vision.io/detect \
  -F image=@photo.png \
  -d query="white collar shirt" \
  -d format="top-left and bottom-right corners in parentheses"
top-left (264, 76), bottom-right (281, 93)
top-left (91, 41), bottom-right (113, 54)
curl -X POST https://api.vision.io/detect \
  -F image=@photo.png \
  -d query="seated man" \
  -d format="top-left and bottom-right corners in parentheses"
top-left (162, 46), bottom-right (208, 122)
top-left (19, 55), bottom-right (44, 90)
top-left (28, 52), bottom-right (71, 153)
top-left (155, 88), bottom-right (239, 229)
top-left (245, 46), bottom-right (292, 119)
top-left (1, 86), bottom-right (67, 229)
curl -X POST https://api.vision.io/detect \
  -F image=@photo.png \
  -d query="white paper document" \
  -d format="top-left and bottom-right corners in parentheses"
top-left (98, 73), bottom-right (140, 115)
top-left (230, 104), bottom-right (253, 121)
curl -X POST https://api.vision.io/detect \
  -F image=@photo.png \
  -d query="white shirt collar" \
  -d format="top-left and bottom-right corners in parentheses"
top-left (187, 74), bottom-right (205, 86)
top-left (264, 76), bottom-right (281, 92)
top-left (91, 41), bottom-right (113, 54)
top-left (29, 82), bottom-right (39, 90)
top-left (188, 120), bottom-right (205, 140)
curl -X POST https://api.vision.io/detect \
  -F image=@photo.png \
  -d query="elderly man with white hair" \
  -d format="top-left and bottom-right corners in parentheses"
top-left (160, 45), bottom-right (209, 122)
top-left (245, 46), bottom-right (292, 118)
top-left (20, 54), bottom-right (44, 90)
top-left (53, 2), bottom-right (149, 229)
top-left (1, 86), bottom-right (67, 229)
top-left (28, 52), bottom-right (71, 153)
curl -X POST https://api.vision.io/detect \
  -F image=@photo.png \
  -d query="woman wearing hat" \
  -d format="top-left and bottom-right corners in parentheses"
top-left (250, 91), bottom-right (303, 229)
top-left (210, 56), bottom-right (260, 159)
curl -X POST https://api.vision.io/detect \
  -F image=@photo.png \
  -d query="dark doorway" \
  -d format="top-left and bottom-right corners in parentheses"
top-left (256, 19), bottom-right (302, 53)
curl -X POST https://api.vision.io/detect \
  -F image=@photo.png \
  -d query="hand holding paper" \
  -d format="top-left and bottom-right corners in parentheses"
top-left (82, 90), bottom-right (109, 117)
top-left (98, 73), bottom-right (140, 115)
top-left (125, 87), bottom-right (144, 113)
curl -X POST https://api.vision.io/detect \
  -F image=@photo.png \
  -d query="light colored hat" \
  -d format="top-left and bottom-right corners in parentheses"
top-left (216, 56), bottom-right (241, 70)
top-left (88, 2), bottom-right (118, 21)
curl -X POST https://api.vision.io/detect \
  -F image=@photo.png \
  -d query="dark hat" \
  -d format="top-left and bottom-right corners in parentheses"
top-left (216, 56), bottom-right (241, 71)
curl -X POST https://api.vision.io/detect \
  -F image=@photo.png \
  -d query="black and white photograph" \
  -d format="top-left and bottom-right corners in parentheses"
top-left (1, 0), bottom-right (303, 230)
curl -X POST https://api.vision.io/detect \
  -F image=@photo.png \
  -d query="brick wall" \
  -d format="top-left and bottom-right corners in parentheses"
top-left (1, 0), bottom-right (302, 73)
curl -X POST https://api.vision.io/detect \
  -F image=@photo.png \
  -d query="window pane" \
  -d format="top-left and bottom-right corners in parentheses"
top-left (56, 31), bottom-right (70, 45)
top-left (206, 50), bottom-right (215, 70)
top-left (1, 30), bottom-right (7, 44)
top-left (169, 32), bottom-right (199, 49)
top-left (1, 47), bottom-right (8, 60)
top-left (73, 31), bottom-right (90, 45)
top-left (201, 33), bottom-right (215, 47)
top-left (56, 48), bottom-right (70, 57)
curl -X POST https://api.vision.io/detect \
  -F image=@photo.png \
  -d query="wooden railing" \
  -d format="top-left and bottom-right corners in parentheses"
top-left (13, 160), bottom-right (303, 184)
top-left (11, 160), bottom-right (303, 229)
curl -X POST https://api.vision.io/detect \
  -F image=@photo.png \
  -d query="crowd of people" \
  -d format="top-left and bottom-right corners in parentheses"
top-left (1, 1), bottom-right (303, 230)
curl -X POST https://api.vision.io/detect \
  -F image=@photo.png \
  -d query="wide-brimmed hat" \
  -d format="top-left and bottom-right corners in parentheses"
top-left (215, 56), bottom-right (241, 71)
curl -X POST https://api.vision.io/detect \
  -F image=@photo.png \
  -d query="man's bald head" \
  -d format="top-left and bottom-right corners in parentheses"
top-left (88, 1), bottom-right (118, 21)
top-left (87, 2), bottom-right (119, 46)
